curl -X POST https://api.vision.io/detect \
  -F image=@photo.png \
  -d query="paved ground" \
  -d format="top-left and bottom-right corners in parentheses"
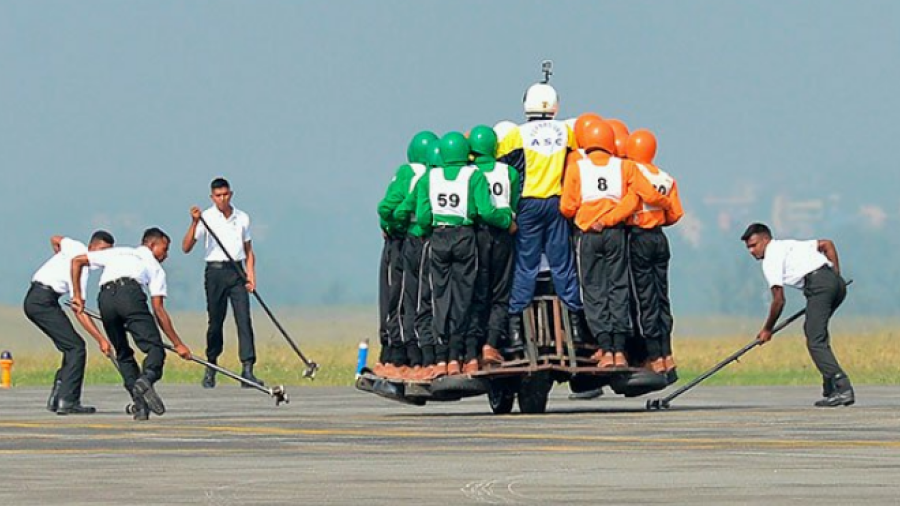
top-left (1, 383), bottom-right (899, 505)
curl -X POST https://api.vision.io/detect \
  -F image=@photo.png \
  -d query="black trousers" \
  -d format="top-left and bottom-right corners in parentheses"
top-left (803, 267), bottom-right (848, 378)
top-left (204, 263), bottom-right (256, 364)
top-left (577, 227), bottom-right (632, 353)
top-left (431, 226), bottom-right (478, 363)
top-left (97, 279), bottom-right (166, 391)
top-left (23, 283), bottom-right (86, 405)
top-left (472, 225), bottom-right (515, 349)
top-left (378, 236), bottom-right (405, 364)
top-left (629, 227), bottom-right (673, 360)
top-left (400, 236), bottom-right (434, 366)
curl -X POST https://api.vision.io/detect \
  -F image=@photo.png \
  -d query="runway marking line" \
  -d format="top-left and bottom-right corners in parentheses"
top-left (1, 421), bottom-right (899, 451)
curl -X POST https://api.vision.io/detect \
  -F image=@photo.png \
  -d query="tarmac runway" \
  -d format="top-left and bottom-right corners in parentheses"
top-left (1, 383), bottom-right (899, 505)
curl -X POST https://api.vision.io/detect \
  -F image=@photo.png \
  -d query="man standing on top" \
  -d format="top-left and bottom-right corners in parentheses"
top-left (24, 231), bottom-right (115, 415)
top-left (560, 120), bottom-right (671, 369)
top-left (496, 62), bottom-right (586, 352)
top-left (623, 129), bottom-right (684, 379)
top-left (741, 223), bottom-right (853, 407)
top-left (397, 132), bottom-right (515, 377)
top-left (467, 125), bottom-right (521, 364)
top-left (377, 131), bottom-right (438, 379)
top-left (182, 177), bottom-right (262, 389)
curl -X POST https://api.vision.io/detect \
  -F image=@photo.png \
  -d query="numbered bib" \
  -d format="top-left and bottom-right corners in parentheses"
top-left (636, 163), bottom-right (674, 211)
top-left (429, 166), bottom-right (474, 219)
top-left (483, 163), bottom-right (512, 209)
top-left (578, 157), bottom-right (623, 203)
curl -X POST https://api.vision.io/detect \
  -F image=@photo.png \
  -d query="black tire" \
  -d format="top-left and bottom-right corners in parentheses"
top-left (517, 372), bottom-right (552, 414)
top-left (487, 379), bottom-right (517, 415)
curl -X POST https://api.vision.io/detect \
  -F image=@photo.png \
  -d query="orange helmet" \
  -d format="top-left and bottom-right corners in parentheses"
top-left (605, 118), bottom-right (630, 157)
top-left (573, 113), bottom-right (603, 149)
top-left (578, 121), bottom-right (616, 154)
top-left (626, 129), bottom-right (658, 164)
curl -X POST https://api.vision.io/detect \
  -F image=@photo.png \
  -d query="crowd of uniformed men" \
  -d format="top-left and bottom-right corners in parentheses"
top-left (375, 80), bottom-right (684, 382)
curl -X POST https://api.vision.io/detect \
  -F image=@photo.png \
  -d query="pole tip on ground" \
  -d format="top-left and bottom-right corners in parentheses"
top-left (272, 385), bottom-right (289, 406)
top-left (303, 362), bottom-right (320, 380)
top-left (646, 399), bottom-right (670, 411)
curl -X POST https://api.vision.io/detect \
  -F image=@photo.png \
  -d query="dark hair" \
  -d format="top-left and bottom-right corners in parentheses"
top-left (89, 230), bottom-right (115, 246)
top-left (211, 177), bottom-right (230, 191)
top-left (741, 222), bottom-right (772, 242)
top-left (142, 227), bottom-right (171, 245)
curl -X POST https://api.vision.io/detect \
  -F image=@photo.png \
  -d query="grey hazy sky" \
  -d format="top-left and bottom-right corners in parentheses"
top-left (2, 1), bottom-right (899, 310)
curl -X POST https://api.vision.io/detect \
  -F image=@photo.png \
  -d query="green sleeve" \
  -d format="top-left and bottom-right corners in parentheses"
top-left (415, 174), bottom-right (433, 228)
top-left (508, 165), bottom-right (521, 214)
top-left (393, 176), bottom-right (421, 223)
top-left (377, 165), bottom-right (413, 223)
top-left (473, 171), bottom-right (511, 229)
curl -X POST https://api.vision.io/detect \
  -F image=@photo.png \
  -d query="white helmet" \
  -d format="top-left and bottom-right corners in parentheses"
top-left (523, 83), bottom-right (559, 119)
top-left (493, 120), bottom-right (518, 143)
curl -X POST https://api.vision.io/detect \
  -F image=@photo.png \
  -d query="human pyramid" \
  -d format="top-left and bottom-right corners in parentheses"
top-left (375, 68), bottom-right (684, 383)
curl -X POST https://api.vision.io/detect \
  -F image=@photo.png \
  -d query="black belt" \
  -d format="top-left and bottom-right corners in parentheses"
top-left (433, 224), bottom-right (472, 230)
top-left (629, 226), bottom-right (663, 234)
top-left (584, 223), bottom-right (627, 233)
top-left (31, 281), bottom-right (62, 296)
top-left (101, 277), bottom-right (140, 291)
top-left (206, 260), bottom-right (243, 269)
top-left (803, 265), bottom-right (832, 283)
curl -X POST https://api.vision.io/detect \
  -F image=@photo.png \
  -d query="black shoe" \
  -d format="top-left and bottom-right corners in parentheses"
top-left (56, 400), bottom-right (97, 416)
top-left (47, 377), bottom-right (62, 413)
top-left (202, 366), bottom-right (217, 389)
top-left (130, 394), bottom-right (150, 421)
top-left (814, 390), bottom-right (855, 407)
top-left (133, 377), bottom-right (166, 415)
top-left (506, 314), bottom-right (525, 355)
top-left (569, 311), bottom-right (587, 346)
top-left (241, 363), bottom-right (264, 388)
top-left (815, 373), bottom-right (854, 407)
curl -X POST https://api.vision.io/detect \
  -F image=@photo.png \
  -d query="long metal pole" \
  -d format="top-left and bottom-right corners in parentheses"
top-left (646, 279), bottom-right (852, 410)
top-left (197, 214), bottom-right (319, 379)
top-left (69, 301), bottom-right (289, 405)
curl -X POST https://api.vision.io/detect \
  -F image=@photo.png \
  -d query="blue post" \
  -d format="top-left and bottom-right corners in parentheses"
top-left (355, 338), bottom-right (369, 378)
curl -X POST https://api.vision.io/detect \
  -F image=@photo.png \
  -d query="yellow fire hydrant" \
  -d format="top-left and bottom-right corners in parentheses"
top-left (0, 350), bottom-right (13, 388)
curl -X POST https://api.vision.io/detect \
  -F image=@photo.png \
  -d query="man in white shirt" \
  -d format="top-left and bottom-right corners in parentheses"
top-left (741, 222), bottom-right (853, 407)
top-left (71, 228), bottom-right (192, 421)
top-left (24, 231), bottom-right (115, 415)
top-left (182, 177), bottom-right (261, 388)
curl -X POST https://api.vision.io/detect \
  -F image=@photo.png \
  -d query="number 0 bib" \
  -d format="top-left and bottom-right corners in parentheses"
top-left (483, 163), bottom-right (511, 209)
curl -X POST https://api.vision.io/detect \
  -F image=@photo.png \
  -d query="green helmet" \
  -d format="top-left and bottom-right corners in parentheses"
top-left (439, 132), bottom-right (470, 165)
top-left (407, 131), bottom-right (439, 164)
top-left (425, 145), bottom-right (443, 168)
top-left (468, 125), bottom-right (497, 157)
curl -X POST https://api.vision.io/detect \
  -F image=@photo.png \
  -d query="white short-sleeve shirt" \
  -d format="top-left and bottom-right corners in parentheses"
top-left (194, 206), bottom-right (251, 262)
top-left (761, 239), bottom-right (830, 289)
top-left (32, 238), bottom-right (89, 297)
top-left (88, 246), bottom-right (168, 297)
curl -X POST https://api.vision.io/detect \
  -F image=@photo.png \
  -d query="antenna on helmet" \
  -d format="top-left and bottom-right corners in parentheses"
top-left (541, 60), bottom-right (553, 84)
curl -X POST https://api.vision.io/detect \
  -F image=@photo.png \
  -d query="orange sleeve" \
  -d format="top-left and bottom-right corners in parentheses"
top-left (664, 181), bottom-right (684, 226)
top-left (600, 162), bottom-right (641, 227)
top-left (559, 156), bottom-right (581, 219)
